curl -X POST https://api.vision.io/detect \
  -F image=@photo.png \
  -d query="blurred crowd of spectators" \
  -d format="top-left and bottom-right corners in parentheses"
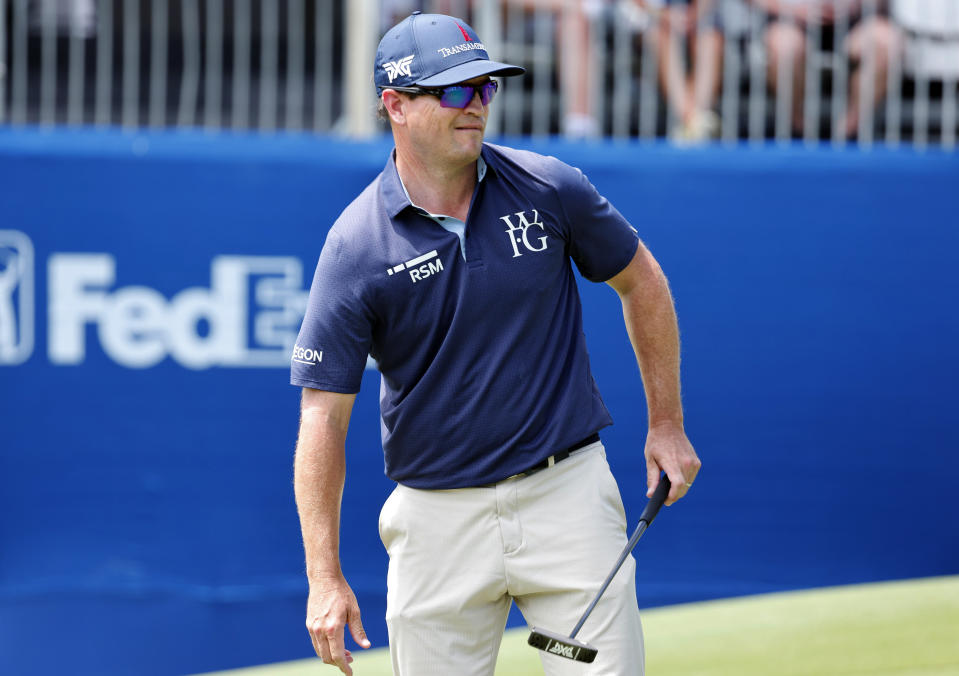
top-left (638, 0), bottom-right (904, 142)
top-left (5, 0), bottom-right (958, 143)
top-left (389, 0), bottom-right (957, 142)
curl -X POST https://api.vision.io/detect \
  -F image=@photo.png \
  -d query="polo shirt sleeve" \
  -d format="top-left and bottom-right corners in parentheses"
top-left (290, 228), bottom-right (373, 393)
top-left (556, 163), bottom-right (640, 283)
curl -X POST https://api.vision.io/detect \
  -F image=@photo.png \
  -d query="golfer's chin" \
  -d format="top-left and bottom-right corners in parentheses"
top-left (452, 130), bottom-right (484, 161)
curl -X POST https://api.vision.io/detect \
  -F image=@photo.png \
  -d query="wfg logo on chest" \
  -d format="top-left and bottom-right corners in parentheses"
top-left (500, 209), bottom-right (548, 258)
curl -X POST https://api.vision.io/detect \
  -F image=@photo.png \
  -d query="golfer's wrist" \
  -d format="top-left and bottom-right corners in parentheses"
top-left (306, 565), bottom-right (343, 584)
top-left (647, 416), bottom-right (684, 432)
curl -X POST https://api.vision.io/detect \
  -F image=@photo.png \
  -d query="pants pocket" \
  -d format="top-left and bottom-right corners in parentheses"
top-left (378, 485), bottom-right (402, 551)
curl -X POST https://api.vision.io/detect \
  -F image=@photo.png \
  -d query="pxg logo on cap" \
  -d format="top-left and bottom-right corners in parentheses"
top-left (375, 12), bottom-right (524, 92)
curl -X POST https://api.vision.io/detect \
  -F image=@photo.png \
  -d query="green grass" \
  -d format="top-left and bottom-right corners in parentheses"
top-left (195, 576), bottom-right (959, 676)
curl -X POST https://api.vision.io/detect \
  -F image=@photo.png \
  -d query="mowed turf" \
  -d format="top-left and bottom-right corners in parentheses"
top-left (197, 575), bottom-right (959, 676)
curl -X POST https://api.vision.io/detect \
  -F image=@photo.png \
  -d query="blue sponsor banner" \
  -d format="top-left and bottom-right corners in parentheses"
top-left (1, 129), bottom-right (958, 676)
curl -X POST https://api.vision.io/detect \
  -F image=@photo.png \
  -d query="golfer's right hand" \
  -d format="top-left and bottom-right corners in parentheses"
top-left (306, 574), bottom-right (371, 675)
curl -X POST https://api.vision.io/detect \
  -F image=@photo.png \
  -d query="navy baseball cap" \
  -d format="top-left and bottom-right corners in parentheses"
top-left (375, 12), bottom-right (525, 91)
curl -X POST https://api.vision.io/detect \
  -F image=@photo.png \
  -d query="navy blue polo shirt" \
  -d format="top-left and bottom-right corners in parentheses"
top-left (291, 143), bottom-right (639, 489)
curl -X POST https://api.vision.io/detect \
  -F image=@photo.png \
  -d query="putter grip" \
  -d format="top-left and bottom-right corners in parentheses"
top-left (639, 475), bottom-right (671, 525)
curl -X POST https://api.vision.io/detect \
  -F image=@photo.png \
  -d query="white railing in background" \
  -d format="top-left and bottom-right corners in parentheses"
top-left (0, 0), bottom-right (956, 148)
top-left (0, 0), bottom-right (342, 132)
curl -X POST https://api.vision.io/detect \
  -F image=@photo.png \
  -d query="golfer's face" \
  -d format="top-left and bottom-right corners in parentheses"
top-left (408, 77), bottom-right (489, 165)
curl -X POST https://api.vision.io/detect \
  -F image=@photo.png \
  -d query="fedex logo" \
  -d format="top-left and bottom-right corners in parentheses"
top-left (47, 253), bottom-right (308, 369)
top-left (0, 231), bottom-right (380, 372)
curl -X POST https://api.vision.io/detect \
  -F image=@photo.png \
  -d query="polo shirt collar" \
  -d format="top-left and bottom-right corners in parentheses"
top-left (380, 146), bottom-right (493, 219)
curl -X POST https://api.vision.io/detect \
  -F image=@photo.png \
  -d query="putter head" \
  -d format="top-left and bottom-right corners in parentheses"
top-left (528, 627), bottom-right (598, 663)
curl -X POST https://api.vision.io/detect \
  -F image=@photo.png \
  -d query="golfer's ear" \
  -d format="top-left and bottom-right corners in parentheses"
top-left (382, 89), bottom-right (407, 125)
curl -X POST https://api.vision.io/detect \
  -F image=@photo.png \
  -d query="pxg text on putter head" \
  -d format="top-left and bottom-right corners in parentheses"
top-left (527, 627), bottom-right (598, 663)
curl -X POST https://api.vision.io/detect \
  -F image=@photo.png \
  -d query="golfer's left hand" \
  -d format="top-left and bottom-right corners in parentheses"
top-left (644, 421), bottom-right (700, 506)
top-left (306, 574), bottom-right (370, 675)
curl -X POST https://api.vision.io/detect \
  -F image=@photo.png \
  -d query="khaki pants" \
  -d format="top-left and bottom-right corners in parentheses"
top-left (378, 442), bottom-right (645, 675)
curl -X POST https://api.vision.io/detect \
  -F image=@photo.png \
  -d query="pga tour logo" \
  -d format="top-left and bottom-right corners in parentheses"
top-left (0, 230), bottom-right (34, 365)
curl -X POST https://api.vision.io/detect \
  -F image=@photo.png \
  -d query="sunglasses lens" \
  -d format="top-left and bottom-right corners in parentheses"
top-left (440, 86), bottom-right (475, 108)
top-left (438, 82), bottom-right (498, 108)
top-left (481, 81), bottom-right (497, 106)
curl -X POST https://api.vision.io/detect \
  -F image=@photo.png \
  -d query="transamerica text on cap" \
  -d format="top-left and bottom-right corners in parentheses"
top-left (437, 42), bottom-right (486, 58)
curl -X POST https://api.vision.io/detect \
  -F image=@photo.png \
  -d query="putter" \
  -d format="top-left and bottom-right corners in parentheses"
top-left (528, 474), bottom-right (672, 664)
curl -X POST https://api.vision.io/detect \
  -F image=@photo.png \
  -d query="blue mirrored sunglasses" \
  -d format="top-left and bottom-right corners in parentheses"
top-left (388, 80), bottom-right (498, 108)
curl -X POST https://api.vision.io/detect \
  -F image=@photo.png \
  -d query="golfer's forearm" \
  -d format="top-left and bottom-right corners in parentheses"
top-left (619, 256), bottom-right (684, 429)
top-left (294, 399), bottom-right (352, 582)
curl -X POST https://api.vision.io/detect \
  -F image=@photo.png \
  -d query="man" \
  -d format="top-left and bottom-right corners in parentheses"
top-left (291, 11), bottom-right (700, 675)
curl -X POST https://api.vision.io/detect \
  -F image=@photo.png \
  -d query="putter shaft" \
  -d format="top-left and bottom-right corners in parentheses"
top-left (527, 475), bottom-right (672, 662)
